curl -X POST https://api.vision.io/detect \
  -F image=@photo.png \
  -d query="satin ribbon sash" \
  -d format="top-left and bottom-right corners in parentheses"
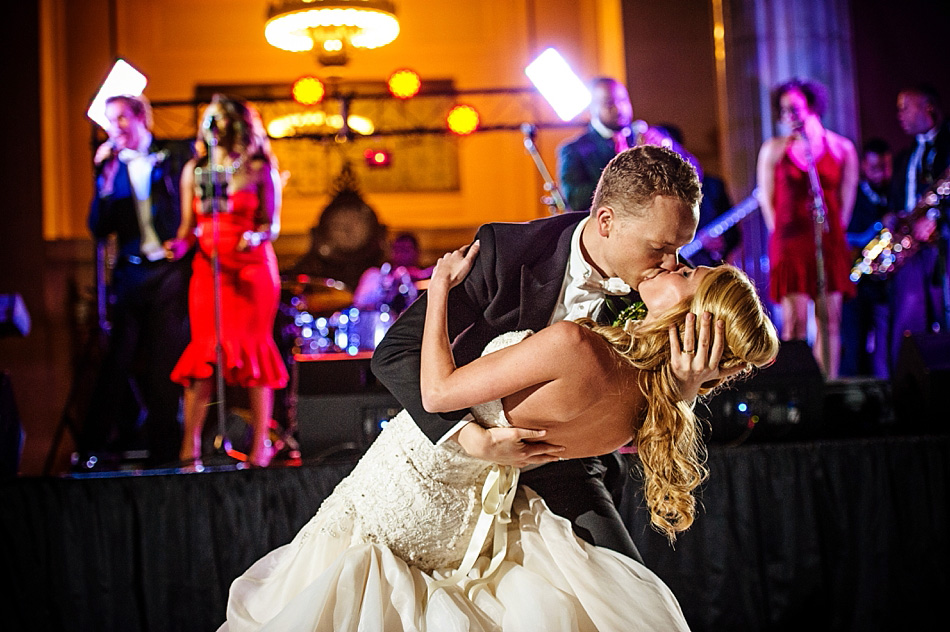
top-left (426, 464), bottom-right (520, 600)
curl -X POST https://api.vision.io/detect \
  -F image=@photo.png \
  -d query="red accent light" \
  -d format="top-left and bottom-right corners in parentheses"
top-left (364, 148), bottom-right (392, 167)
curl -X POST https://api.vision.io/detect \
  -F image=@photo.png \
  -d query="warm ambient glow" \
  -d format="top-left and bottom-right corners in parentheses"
top-left (388, 69), bottom-right (421, 99)
top-left (447, 105), bottom-right (479, 135)
top-left (265, 1), bottom-right (400, 53)
top-left (292, 76), bottom-right (326, 105)
top-left (268, 111), bottom-right (374, 138)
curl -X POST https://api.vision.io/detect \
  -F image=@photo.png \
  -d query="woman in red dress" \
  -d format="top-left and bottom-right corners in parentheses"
top-left (756, 78), bottom-right (859, 379)
top-left (166, 94), bottom-right (288, 467)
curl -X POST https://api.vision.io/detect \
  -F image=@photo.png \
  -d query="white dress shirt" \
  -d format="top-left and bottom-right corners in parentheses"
top-left (905, 126), bottom-right (939, 211)
top-left (118, 133), bottom-right (165, 261)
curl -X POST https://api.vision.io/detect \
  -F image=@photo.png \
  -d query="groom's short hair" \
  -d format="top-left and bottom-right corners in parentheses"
top-left (591, 144), bottom-right (701, 219)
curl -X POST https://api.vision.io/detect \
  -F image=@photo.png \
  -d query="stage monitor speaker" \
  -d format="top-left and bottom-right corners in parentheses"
top-left (704, 339), bottom-right (825, 444)
top-left (296, 392), bottom-right (401, 460)
top-left (893, 332), bottom-right (950, 431)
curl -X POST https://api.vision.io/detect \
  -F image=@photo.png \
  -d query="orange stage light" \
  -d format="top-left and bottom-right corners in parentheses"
top-left (292, 76), bottom-right (325, 105)
top-left (388, 69), bottom-right (421, 99)
top-left (447, 105), bottom-right (479, 135)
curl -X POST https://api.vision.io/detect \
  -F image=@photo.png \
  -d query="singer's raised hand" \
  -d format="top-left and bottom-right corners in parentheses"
top-left (94, 141), bottom-right (115, 167)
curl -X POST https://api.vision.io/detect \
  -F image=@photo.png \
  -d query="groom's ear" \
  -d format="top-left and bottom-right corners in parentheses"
top-left (594, 206), bottom-right (615, 236)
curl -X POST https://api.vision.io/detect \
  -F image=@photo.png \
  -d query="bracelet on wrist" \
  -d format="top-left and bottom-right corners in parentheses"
top-left (242, 230), bottom-right (264, 247)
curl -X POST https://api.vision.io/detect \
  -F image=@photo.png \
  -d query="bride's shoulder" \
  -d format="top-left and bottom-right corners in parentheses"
top-left (536, 321), bottom-right (607, 356)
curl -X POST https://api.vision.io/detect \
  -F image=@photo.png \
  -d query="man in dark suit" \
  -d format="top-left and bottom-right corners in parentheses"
top-left (842, 139), bottom-right (893, 377)
top-left (888, 84), bottom-right (950, 367)
top-left (373, 145), bottom-right (730, 562)
top-left (80, 94), bottom-right (192, 468)
top-left (557, 77), bottom-right (634, 212)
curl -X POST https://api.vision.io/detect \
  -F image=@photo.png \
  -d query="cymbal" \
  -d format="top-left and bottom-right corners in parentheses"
top-left (280, 274), bottom-right (351, 294)
top-left (281, 274), bottom-right (353, 314)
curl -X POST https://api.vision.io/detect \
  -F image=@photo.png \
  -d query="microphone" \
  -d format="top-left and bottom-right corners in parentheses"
top-left (521, 123), bottom-right (538, 150)
top-left (631, 119), bottom-right (648, 145)
top-left (202, 111), bottom-right (220, 144)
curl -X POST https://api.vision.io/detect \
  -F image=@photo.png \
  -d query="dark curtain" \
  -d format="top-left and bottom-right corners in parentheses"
top-left (622, 435), bottom-right (948, 630)
top-left (1, 436), bottom-right (946, 631)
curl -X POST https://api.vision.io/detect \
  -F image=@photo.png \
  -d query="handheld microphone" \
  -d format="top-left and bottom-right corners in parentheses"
top-left (521, 123), bottom-right (538, 150)
top-left (631, 119), bottom-right (649, 145)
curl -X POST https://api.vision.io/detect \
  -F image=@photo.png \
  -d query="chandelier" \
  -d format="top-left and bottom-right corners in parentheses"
top-left (265, 0), bottom-right (400, 65)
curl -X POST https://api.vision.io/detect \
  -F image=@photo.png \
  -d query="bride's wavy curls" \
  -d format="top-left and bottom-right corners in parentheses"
top-left (578, 265), bottom-right (779, 541)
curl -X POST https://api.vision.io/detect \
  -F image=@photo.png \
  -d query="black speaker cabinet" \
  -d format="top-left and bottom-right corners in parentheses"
top-left (704, 339), bottom-right (825, 443)
top-left (293, 354), bottom-right (401, 459)
top-left (893, 332), bottom-right (950, 431)
top-left (296, 392), bottom-right (401, 459)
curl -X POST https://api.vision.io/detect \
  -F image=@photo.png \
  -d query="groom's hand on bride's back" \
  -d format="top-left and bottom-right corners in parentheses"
top-left (453, 423), bottom-right (566, 468)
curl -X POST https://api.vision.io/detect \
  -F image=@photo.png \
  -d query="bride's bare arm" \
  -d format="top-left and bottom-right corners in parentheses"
top-left (421, 242), bottom-right (566, 466)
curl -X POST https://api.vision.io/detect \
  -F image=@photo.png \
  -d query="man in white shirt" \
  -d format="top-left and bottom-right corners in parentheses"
top-left (81, 94), bottom-right (192, 469)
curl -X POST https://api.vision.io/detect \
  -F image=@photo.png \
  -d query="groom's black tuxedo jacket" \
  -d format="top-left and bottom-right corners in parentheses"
top-left (372, 211), bottom-right (588, 442)
top-left (373, 211), bottom-right (642, 561)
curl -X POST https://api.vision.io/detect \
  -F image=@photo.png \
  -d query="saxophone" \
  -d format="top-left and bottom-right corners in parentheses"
top-left (851, 166), bottom-right (950, 281)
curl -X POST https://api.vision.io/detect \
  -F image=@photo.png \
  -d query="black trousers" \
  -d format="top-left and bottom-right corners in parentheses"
top-left (519, 452), bottom-right (643, 564)
top-left (81, 257), bottom-right (190, 465)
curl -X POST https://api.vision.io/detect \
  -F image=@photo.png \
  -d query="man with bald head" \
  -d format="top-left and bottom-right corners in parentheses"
top-left (558, 77), bottom-right (635, 212)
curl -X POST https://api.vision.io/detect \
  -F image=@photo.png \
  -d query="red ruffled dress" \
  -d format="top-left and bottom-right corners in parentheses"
top-left (768, 138), bottom-right (857, 303)
top-left (172, 190), bottom-right (288, 389)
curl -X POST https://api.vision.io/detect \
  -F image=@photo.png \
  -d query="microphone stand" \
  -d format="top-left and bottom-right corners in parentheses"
top-left (521, 123), bottom-right (566, 214)
top-left (798, 122), bottom-right (832, 379)
top-left (202, 125), bottom-right (235, 463)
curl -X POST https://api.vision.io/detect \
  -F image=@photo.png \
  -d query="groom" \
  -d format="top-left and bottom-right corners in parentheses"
top-left (373, 145), bottom-right (721, 562)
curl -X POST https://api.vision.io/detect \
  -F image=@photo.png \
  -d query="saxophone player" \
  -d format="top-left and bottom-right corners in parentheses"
top-left (888, 84), bottom-right (950, 368)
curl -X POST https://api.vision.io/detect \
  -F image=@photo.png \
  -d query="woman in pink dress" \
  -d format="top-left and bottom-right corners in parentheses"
top-left (166, 94), bottom-right (288, 467)
top-left (756, 78), bottom-right (859, 379)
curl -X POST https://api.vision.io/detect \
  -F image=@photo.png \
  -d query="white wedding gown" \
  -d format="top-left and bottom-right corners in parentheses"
top-left (220, 332), bottom-right (691, 631)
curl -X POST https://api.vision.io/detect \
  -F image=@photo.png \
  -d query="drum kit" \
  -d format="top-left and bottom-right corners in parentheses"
top-left (277, 274), bottom-right (409, 357)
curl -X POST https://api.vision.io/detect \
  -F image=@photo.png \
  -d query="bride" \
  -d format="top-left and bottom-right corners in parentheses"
top-left (219, 243), bottom-right (779, 632)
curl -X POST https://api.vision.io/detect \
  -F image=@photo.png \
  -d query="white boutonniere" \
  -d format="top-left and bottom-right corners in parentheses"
top-left (602, 277), bottom-right (632, 295)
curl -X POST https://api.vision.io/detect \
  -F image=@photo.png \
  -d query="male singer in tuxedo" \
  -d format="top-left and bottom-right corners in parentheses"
top-left (80, 94), bottom-right (192, 468)
top-left (373, 145), bottom-right (737, 561)
top-left (888, 84), bottom-right (950, 367)
top-left (557, 77), bottom-right (634, 212)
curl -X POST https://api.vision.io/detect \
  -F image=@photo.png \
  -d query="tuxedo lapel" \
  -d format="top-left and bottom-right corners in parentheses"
top-left (517, 215), bottom-right (579, 330)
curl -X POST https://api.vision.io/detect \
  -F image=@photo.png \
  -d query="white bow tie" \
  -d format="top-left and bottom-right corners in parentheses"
top-left (579, 276), bottom-right (632, 296)
top-left (117, 148), bottom-right (149, 163)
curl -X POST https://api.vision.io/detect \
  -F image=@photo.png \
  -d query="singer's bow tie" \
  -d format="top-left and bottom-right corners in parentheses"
top-left (580, 276), bottom-right (632, 296)
top-left (117, 148), bottom-right (148, 163)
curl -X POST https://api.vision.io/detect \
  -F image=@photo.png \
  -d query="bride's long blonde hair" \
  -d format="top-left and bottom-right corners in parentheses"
top-left (577, 265), bottom-right (779, 541)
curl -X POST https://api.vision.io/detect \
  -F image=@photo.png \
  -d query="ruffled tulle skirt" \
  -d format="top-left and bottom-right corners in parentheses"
top-left (172, 227), bottom-right (287, 389)
top-left (219, 490), bottom-right (690, 632)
